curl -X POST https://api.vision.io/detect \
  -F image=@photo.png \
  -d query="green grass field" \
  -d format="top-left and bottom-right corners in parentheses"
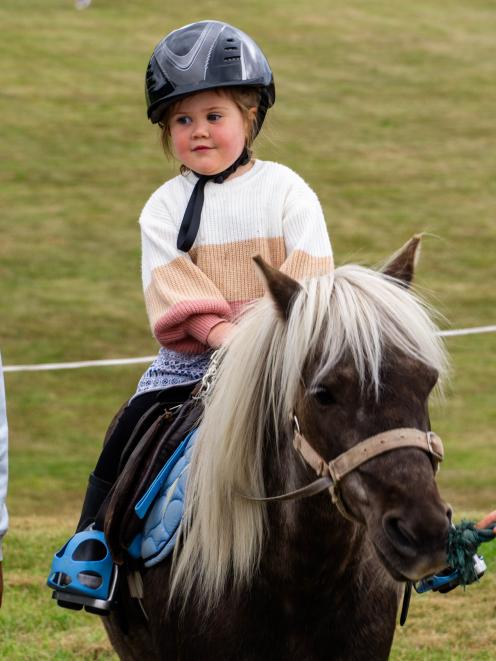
top-left (1, 0), bottom-right (495, 658)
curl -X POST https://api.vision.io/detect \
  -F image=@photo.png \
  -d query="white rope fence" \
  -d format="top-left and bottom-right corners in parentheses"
top-left (438, 325), bottom-right (496, 338)
top-left (3, 325), bottom-right (496, 373)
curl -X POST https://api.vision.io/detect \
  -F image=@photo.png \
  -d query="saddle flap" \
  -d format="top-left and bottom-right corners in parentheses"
top-left (136, 429), bottom-right (197, 567)
top-left (104, 396), bottom-right (203, 564)
top-left (135, 428), bottom-right (197, 519)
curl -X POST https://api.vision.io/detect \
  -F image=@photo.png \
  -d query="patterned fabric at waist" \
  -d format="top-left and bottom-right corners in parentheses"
top-left (135, 347), bottom-right (212, 395)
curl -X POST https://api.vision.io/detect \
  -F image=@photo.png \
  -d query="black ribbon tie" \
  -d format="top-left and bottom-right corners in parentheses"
top-left (177, 147), bottom-right (250, 252)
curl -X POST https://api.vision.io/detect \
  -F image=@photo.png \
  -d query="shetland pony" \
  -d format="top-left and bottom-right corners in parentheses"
top-left (105, 237), bottom-right (451, 660)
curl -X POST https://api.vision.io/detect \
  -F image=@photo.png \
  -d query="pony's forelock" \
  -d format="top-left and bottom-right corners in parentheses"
top-left (169, 265), bottom-right (449, 611)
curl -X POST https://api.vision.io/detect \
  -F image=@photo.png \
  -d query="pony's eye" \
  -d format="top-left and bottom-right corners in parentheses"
top-left (312, 386), bottom-right (336, 406)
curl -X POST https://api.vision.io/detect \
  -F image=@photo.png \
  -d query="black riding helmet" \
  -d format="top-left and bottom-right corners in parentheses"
top-left (145, 20), bottom-right (275, 133)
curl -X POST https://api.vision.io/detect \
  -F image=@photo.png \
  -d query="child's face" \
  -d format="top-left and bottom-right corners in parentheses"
top-left (169, 90), bottom-right (252, 175)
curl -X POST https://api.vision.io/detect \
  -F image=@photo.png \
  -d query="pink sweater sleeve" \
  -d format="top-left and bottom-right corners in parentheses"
top-left (154, 301), bottom-right (232, 351)
top-left (140, 196), bottom-right (232, 353)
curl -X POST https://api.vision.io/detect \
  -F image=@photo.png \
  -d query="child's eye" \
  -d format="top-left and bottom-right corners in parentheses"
top-left (207, 113), bottom-right (222, 122)
top-left (176, 116), bottom-right (192, 125)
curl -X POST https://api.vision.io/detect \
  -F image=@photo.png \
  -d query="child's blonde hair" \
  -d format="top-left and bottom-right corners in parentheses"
top-left (158, 86), bottom-right (261, 172)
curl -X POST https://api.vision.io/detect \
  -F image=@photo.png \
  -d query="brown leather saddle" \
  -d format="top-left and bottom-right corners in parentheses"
top-left (103, 388), bottom-right (203, 564)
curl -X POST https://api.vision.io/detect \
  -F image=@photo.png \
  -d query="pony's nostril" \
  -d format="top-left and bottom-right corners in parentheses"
top-left (383, 516), bottom-right (417, 556)
top-left (446, 504), bottom-right (453, 524)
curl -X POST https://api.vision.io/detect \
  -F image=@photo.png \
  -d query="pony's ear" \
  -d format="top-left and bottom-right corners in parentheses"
top-left (382, 234), bottom-right (422, 287)
top-left (253, 255), bottom-right (302, 321)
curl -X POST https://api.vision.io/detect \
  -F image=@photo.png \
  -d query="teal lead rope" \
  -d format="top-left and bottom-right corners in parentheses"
top-left (447, 520), bottom-right (495, 585)
top-left (401, 520), bottom-right (495, 626)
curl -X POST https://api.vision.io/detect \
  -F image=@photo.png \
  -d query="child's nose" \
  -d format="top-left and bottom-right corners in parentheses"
top-left (191, 120), bottom-right (209, 138)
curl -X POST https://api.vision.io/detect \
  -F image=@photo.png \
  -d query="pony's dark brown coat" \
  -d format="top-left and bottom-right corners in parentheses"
top-left (103, 237), bottom-right (451, 660)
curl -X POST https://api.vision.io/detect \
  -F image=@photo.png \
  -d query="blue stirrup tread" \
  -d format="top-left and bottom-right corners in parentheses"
top-left (47, 529), bottom-right (115, 601)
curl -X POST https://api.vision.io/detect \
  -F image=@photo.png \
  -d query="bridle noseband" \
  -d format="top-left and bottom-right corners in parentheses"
top-left (198, 351), bottom-right (445, 521)
top-left (242, 418), bottom-right (444, 522)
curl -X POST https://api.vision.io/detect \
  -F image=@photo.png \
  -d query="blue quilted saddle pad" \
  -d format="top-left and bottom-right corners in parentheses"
top-left (127, 428), bottom-right (198, 568)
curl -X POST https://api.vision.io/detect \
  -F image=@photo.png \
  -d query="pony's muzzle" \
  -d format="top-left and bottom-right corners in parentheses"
top-left (383, 515), bottom-right (419, 558)
top-left (382, 503), bottom-right (452, 578)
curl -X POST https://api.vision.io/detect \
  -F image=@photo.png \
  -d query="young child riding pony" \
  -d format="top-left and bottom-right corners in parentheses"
top-left (47, 20), bottom-right (333, 613)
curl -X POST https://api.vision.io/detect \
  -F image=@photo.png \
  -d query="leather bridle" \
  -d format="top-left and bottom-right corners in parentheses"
top-left (240, 417), bottom-right (444, 628)
top-left (241, 417), bottom-right (444, 522)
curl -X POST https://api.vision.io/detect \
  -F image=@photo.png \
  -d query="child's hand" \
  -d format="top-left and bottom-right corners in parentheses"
top-left (207, 321), bottom-right (235, 348)
top-left (476, 511), bottom-right (496, 532)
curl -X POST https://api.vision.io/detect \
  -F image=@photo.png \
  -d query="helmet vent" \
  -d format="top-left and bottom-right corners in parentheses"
top-left (224, 43), bottom-right (240, 62)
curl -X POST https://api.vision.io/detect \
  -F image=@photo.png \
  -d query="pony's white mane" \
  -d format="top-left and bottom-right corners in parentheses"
top-left (170, 265), bottom-right (449, 609)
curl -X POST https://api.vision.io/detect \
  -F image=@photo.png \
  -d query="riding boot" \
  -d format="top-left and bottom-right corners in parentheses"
top-left (76, 472), bottom-right (113, 532)
top-left (47, 472), bottom-right (119, 616)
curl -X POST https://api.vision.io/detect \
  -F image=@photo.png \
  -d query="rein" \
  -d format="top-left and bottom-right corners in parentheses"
top-left (241, 420), bottom-right (444, 521)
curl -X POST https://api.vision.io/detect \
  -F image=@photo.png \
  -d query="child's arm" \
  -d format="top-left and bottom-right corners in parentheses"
top-left (476, 511), bottom-right (496, 532)
top-left (140, 196), bottom-right (232, 353)
top-left (279, 175), bottom-right (333, 281)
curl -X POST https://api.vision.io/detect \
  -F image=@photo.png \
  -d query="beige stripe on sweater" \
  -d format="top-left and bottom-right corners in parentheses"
top-left (145, 242), bottom-right (333, 329)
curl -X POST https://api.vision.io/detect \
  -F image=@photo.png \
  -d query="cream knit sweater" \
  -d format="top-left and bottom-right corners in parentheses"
top-left (140, 160), bottom-right (333, 353)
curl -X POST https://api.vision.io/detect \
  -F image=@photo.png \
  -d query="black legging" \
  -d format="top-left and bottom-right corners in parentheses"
top-left (93, 385), bottom-right (195, 484)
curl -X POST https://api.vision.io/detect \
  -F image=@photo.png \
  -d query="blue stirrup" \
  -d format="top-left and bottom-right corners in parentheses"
top-left (47, 529), bottom-right (116, 606)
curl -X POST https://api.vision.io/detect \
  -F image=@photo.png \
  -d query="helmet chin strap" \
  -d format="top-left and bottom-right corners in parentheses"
top-left (177, 147), bottom-right (250, 252)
